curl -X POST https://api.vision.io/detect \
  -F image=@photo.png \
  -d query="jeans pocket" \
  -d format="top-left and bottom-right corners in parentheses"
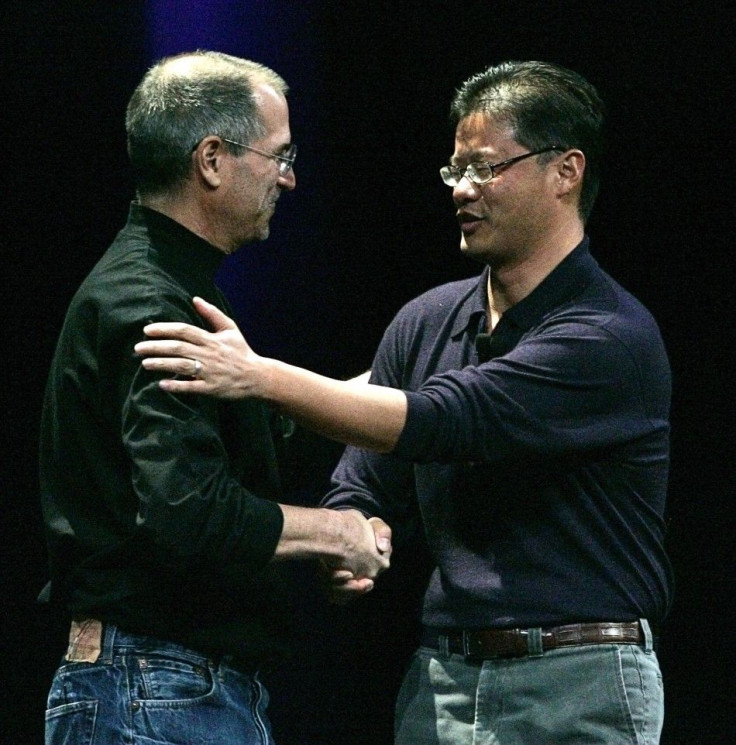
top-left (45, 662), bottom-right (105, 745)
top-left (134, 654), bottom-right (217, 705)
top-left (45, 698), bottom-right (98, 745)
top-left (616, 646), bottom-right (665, 745)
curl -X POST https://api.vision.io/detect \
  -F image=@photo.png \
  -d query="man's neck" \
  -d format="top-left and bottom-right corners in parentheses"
top-left (140, 195), bottom-right (230, 255)
top-left (486, 223), bottom-right (584, 326)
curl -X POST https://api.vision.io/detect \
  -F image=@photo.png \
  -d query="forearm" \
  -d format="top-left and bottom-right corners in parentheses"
top-left (136, 297), bottom-right (406, 450)
top-left (275, 505), bottom-right (358, 560)
top-left (261, 358), bottom-right (407, 452)
top-left (275, 505), bottom-right (390, 579)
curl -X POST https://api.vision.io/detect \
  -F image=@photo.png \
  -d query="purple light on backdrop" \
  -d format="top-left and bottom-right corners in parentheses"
top-left (142, 0), bottom-right (326, 366)
top-left (145, 0), bottom-right (274, 60)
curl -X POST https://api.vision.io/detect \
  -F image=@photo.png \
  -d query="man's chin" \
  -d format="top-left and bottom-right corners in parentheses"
top-left (459, 238), bottom-right (490, 265)
top-left (229, 226), bottom-right (270, 253)
top-left (249, 225), bottom-right (271, 243)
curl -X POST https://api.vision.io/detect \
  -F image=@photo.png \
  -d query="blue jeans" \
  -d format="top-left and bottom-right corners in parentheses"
top-left (45, 623), bottom-right (275, 745)
top-left (395, 620), bottom-right (664, 745)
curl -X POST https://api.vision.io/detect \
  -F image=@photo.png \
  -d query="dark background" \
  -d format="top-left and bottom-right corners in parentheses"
top-left (2, 1), bottom-right (733, 743)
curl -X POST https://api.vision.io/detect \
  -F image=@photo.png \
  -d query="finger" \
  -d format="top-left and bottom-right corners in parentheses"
top-left (135, 339), bottom-right (197, 358)
top-left (327, 578), bottom-right (375, 605)
top-left (192, 297), bottom-right (238, 332)
top-left (368, 517), bottom-right (392, 554)
top-left (317, 560), bottom-right (355, 582)
top-left (141, 356), bottom-right (199, 377)
top-left (141, 321), bottom-right (208, 343)
top-left (317, 564), bottom-right (365, 589)
top-left (327, 569), bottom-right (356, 582)
top-left (157, 378), bottom-right (207, 395)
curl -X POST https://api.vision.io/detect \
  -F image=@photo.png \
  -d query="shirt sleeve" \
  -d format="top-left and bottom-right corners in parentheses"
top-left (395, 320), bottom-right (667, 464)
top-left (112, 293), bottom-right (284, 573)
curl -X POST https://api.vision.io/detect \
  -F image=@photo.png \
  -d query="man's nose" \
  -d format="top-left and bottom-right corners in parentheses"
top-left (452, 175), bottom-right (481, 204)
top-left (278, 168), bottom-right (296, 191)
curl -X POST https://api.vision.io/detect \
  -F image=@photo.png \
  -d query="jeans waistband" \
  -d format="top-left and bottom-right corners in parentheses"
top-left (66, 619), bottom-right (215, 668)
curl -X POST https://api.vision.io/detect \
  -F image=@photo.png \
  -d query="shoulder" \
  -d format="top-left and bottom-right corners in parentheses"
top-left (370, 274), bottom-right (481, 386)
top-left (399, 275), bottom-right (480, 314)
top-left (386, 275), bottom-right (480, 335)
top-left (526, 272), bottom-right (670, 389)
top-left (539, 263), bottom-right (662, 341)
top-left (584, 271), bottom-right (666, 354)
top-left (69, 241), bottom-right (200, 335)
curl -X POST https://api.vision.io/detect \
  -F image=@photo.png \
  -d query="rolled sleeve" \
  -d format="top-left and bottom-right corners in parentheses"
top-left (394, 323), bottom-right (665, 464)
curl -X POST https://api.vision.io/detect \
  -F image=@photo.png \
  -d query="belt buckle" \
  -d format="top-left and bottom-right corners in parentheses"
top-left (461, 630), bottom-right (476, 659)
top-left (463, 628), bottom-right (531, 660)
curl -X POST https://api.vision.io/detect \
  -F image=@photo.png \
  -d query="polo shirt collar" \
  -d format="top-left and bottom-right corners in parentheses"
top-left (451, 236), bottom-right (595, 338)
top-left (505, 236), bottom-right (594, 331)
top-left (450, 269), bottom-right (492, 339)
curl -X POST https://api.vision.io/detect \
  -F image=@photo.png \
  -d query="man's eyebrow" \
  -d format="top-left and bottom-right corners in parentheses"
top-left (450, 149), bottom-right (494, 165)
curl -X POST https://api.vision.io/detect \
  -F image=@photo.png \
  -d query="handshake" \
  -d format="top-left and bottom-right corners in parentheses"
top-left (276, 505), bottom-right (392, 603)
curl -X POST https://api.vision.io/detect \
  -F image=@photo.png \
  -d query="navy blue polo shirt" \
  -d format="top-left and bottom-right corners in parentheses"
top-left (325, 238), bottom-right (673, 629)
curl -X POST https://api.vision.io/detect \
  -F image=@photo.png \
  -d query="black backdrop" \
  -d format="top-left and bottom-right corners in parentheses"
top-left (2, 2), bottom-right (733, 743)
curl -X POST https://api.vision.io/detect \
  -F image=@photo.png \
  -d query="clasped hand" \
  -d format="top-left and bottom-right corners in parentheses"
top-left (324, 512), bottom-right (392, 604)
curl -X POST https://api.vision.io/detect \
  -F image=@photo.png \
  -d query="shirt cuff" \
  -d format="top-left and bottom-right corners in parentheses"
top-left (394, 390), bottom-right (437, 461)
top-left (243, 499), bottom-right (285, 566)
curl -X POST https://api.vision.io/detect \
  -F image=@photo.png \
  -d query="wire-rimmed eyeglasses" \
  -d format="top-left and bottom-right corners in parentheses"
top-left (440, 146), bottom-right (565, 186)
top-left (221, 138), bottom-right (297, 176)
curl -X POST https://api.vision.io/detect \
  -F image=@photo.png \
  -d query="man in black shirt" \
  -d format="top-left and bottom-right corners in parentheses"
top-left (40, 51), bottom-right (390, 745)
top-left (136, 61), bottom-right (672, 744)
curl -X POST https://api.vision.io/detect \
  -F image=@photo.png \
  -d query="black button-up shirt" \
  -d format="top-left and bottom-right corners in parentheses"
top-left (40, 204), bottom-right (289, 665)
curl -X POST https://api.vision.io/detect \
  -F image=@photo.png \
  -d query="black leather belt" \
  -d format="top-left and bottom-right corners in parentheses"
top-left (421, 621), bottom-right (643, 661)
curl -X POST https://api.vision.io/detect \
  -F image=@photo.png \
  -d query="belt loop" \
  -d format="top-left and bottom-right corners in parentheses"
top-left (100, 622), bottom-right (116, 664)
top-left (526, 627), bottom-right (544, 657)
top-left (639, 619), bottom-right (653, 654)
top-left (438, 634), bottom-right (450, 659)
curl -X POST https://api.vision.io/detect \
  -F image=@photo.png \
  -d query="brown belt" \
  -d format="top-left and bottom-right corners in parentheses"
top-left (421, 621), bottom-right (643, 661)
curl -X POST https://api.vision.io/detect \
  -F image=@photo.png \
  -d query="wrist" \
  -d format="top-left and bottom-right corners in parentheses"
top-left (275, 506), bottom-right (354, 562)
top-left (254, 356), bottom-right (279, 402)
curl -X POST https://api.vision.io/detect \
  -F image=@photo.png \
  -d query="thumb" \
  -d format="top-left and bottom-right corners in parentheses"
top-left (192, 296), bottom-right (237, 332)
top-left (368, 517), bottom-right (392, 554)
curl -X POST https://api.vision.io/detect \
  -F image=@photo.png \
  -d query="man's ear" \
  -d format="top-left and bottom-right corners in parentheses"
top-left (555, 149), bottom-right (585, 199)
top-left (192, 136), bottom-right (226, 188)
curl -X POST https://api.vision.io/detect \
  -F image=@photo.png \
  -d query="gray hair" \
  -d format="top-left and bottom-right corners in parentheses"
top-left (451, 61), bottom-right (605, 222)
top-left (125, 51), bottom-right (288, 197)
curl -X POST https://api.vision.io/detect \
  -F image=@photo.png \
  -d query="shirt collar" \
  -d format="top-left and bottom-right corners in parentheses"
top-left (127, 202), bottom-right (226, 280)
top-left (450, 268), bottom-right (492, 339)
top-left (451, 236), bottom-right (596, 338)
top-left (506, 236), bottom-right (594, 331)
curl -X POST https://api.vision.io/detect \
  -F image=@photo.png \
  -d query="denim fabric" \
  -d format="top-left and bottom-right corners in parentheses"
top-left (395, 629), bottom-right (664, 745)
top-left (45, 624), bottom-right (275, 745)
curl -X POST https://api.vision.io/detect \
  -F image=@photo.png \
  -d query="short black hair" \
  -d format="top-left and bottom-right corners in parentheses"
top-left (452, 61), bottom-right (605, 222)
